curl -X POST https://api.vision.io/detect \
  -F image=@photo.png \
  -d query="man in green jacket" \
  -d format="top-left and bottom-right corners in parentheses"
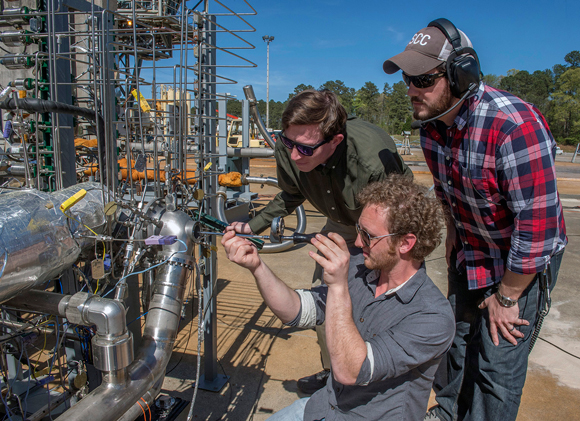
top-left (227, 89), bottom-right (411, 393)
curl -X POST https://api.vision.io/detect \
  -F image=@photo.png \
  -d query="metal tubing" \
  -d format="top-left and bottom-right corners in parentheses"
top-left (54, 208), bottom-right (193, 421)
top-left (243, 85), bottom-right (276, 149)
top-left (243, 175), bottom-right (279, 188)
top-left (227, 147), bottom-right (274, 158)
top-left (4, 289), bottom-right (64, 315)
top-left (215, 175), bottom-right (308, 253)
top-left (5, 290), bottom-right (133, 374)
top-left (56, 258), bottom-right (189, 421)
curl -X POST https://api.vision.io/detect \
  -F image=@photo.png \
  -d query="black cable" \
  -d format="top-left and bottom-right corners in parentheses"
top-left (538, 336), bottom-right (580, 360)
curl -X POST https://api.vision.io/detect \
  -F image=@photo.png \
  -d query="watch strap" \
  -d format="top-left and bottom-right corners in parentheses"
top-left (494, 290), bottom-right (518, 308)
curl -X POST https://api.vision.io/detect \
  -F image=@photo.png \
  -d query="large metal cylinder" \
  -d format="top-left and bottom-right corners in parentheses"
top-left (0, 182), bottom-right (105, 303)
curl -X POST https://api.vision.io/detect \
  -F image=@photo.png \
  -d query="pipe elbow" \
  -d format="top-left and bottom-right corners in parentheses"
top-left (61, 292), bottom-right (127, 337)
top-left (61, 292), bottom-right (133, 373)
top-left (83, 295), bottom-right (128, 337)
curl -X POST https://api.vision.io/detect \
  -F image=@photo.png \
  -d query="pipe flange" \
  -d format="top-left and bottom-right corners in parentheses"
top-left (155, 258), bottom-right (193, 271)
top-left (166, 254), bottom-right (195, 267)
top-left (61, 292), bottom-right (91, 325)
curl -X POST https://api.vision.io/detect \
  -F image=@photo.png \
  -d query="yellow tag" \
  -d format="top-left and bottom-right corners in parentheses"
top-left (131, 89), bottom-right (151, 112)
top-left (203, 162), bottom-right (212, 171)
top-left (60, 189), bottom-right (87, 212)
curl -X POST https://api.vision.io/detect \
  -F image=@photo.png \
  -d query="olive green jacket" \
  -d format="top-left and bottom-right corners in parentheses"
top-left (248, 117), bottom-right (411, 234)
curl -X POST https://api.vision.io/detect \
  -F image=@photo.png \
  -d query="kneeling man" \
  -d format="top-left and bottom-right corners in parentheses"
top-left (222, 174), bottom-right (455, 421)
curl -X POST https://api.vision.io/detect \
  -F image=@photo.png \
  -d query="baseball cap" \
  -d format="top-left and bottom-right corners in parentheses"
top-left (383, 25), bottom-right (473, 76)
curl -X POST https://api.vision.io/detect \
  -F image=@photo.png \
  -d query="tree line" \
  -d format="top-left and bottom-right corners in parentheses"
top-left (227, 50), bottom-right (580, 145)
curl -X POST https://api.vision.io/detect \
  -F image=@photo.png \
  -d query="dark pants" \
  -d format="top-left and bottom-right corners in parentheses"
top-left (434, 250), bottom-right (564, 421)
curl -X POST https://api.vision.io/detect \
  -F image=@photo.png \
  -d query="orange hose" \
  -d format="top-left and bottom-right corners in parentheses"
top-left (136, 399), bottom-right (147, 421)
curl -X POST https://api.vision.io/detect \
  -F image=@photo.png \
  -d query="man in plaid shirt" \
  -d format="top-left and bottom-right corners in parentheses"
top-left (383, 18), bottom-right (567, 421)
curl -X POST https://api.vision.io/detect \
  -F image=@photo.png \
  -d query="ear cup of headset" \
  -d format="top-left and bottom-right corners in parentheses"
top-left (447, 52), bottom-right (481, 98)
top-left (428, 18), bottom-right (481, 98)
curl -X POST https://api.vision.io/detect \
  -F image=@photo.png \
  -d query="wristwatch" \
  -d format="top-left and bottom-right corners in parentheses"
top-left (494, 290), bottom-right (518, 308)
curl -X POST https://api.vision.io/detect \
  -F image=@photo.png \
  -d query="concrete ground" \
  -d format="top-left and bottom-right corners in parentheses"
top-left (162, 150), bottom-right (580, 421)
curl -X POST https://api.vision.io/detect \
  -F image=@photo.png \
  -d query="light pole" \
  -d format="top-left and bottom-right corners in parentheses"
top-left (262, 35), bottom-right (274, 129)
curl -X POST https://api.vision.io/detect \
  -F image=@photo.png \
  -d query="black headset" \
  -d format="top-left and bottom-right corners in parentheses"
top-left (428, 18), bottom-right (481, 98)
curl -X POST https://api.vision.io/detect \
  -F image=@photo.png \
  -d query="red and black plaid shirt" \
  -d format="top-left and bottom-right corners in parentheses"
top-left (421, 83), bottom-right (567, 290)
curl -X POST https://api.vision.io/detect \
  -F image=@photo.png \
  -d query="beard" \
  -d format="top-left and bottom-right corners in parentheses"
top-left (363, 244), bottom-right (399, 272)
top-left (410, 87), bottom-right (455, 121)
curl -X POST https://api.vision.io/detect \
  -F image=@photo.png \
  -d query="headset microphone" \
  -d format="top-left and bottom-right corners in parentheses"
top-left (410, 82), bottom-right (477, 130)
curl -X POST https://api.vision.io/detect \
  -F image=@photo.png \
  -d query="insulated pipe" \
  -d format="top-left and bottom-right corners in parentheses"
top-left (215, 176), bottom-right (307, 253)
top-left (0, 97), bottom-right (105, 146)
top-left (0, 182), bottom-right (105, 304)
top-left (243, 85), bottom-right (276, 149)
top-left (56, 262), bottom-right (189, 421)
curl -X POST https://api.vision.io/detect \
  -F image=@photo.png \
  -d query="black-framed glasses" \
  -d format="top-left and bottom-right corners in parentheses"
top-left (279, 133), bottom-right (332, 157)
top-left (402, 71), bottom-right (446, 89)
top-left (355, 222), bottom-right (398, 248)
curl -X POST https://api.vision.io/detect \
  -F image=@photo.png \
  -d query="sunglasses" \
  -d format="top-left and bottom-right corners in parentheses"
top-left (355, 222), bottom-right (398, 248)
top-left (279, 134), bottom-right (332, 157)
top-left (402, 71), bottom-right (446, 89)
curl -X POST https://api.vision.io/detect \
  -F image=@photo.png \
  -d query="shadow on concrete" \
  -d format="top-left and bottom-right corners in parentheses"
top-left (162, 271), bottom-right (300, 421)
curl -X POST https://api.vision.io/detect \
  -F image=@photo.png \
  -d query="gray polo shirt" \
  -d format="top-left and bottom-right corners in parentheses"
top-left (288, 264), bottom-right (455, 421)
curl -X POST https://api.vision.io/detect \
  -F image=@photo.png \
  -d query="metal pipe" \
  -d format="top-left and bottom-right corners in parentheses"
top-left (5, 164), bottom-right (26, 176)
top-left (63, 293), bottom-right (133, 372)
top-left (243, 85), bottom-right (276, 149)
top-left (215, 175), bottom-right (308, 254)
top-left (5, 290), bottom-right (133, 374)
top-left (118, 141), bottom-right (199, 153)
top-left (54, 207), bottom-right (194, 421)
top-left (227, 147), bottom-right (274, 158)
top-left (243, 174), bottom-right (279, 188)
top-left (4, 289), bottom-right (63, 314)
top-left (0, 321), bottom-right (54, 343)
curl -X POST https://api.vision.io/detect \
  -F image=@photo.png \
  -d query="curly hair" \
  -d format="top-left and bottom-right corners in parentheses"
top-left (282, 89), bottom-right (347, 139)
top-left (356, 174), bottom-right (444, 261)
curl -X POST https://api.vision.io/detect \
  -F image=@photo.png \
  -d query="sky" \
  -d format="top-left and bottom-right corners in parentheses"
top-left (198, 0), bottom-right (580, 103)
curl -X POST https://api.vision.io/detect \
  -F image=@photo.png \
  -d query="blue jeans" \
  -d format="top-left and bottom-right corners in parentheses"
top-left (266, 398), bottom-right (310, 421)
top-left (433, 250), bottom-right (563, 421)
